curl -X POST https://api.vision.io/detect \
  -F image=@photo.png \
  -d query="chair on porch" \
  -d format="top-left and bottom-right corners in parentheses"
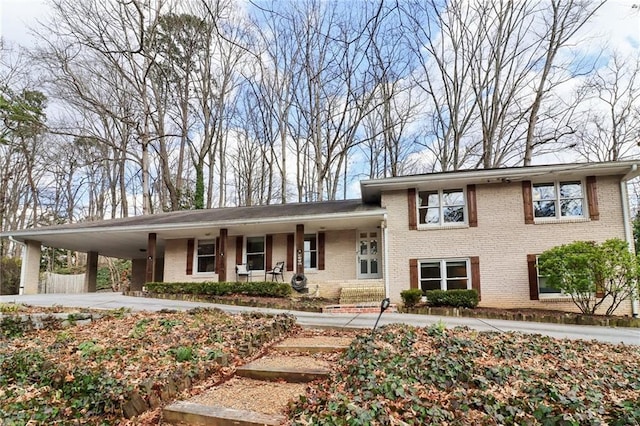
top-left (236, 264), bottom-right (251, 282)
top-left (265, 261), bottom-right (285, 282)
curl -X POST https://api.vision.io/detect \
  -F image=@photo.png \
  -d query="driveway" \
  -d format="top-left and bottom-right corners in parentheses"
top-left (2, 293), bottom-right (638, 346)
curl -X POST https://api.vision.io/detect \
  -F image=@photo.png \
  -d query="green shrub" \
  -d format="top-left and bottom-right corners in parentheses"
top-left (0, 257), bottom-right (21, 295)
top-left (400, 288), bottom-right (424, 307)
top-left (425, 289), bottom-right (478, 308)
top-left (145, 281), bottom-right (292, 298)
top-left (539, 238), bottom-right (640, 316)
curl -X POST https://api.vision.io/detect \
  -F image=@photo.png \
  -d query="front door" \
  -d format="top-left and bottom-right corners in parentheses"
top-left (357, 230), bottom-right (382, 279)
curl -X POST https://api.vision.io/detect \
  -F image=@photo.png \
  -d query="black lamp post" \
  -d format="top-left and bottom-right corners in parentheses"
top-left (372, 298), bottom-right (391, 334)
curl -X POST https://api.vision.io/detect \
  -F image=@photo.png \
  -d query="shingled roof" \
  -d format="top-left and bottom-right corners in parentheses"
top-left (11, 199), bottom-right (380, 232)
top-left (2, 199), bottom-right (386, 259)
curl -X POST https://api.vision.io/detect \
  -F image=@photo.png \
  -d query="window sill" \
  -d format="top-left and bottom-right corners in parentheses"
top-left (539, 295), bottom-right (571, 302)
top-left (534, 217), bottom-right (589, 225)
top-left (417, 223), bottom-right (468, 231)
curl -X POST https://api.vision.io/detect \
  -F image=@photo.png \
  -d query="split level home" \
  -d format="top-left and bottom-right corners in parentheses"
top-left (3, 160), bottom-right (639, 316)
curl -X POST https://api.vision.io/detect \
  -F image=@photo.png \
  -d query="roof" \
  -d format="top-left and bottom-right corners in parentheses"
top-left (360, 160), bottom-right (640, 203)
top-left (2, 199), bottom-right (386, 259)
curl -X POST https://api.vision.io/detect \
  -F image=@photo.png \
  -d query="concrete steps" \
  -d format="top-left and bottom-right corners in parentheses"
top-left (163, 335), bottom-right (349, 425)
top-left (236, 356), bottom-right (330, 383)
top-left (163, 401), bottom-right (286, 426)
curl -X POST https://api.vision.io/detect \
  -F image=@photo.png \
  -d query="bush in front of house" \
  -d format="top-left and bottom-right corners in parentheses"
top-left (145, 281), bottom-right (292, 298)
top-left (425, 289), bottom-right (479, 308)
top-left (0, 257), bottom-right (21, 295)
top-left (400, 288), bottom-right (424, 307)
top-left (538, 238), bottom-right (639, 316)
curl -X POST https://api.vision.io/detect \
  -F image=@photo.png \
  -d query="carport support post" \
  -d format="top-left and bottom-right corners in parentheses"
top-left (145, 233), bottom-right (157, 283)
top-left (84, 251), bottom-right (98, 293)
top-left (218, 228), bottom-right (227, 281)
top-left (295, 224), bottom-right (304, 274)
top-left (21, 239), bottom-right (41, 295)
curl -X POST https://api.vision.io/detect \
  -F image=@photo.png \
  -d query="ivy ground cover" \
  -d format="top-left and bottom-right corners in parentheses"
top-left (290, 324), bottom-right (640, 425)
top-left (0, 308), bottom-right (295, 425)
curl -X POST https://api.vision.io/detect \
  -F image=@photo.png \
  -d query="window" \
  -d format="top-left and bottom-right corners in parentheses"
top-left (532, 181), bottom-right (584, 219)
top-left (418, 189), bottom-right (465, 226)
top-left (304, 234), bottom-right (317, 269)
top-left (535, 255), bottom-right (561, 295)
top-left (419, 259), bottom-right (469, 291)
top-left (246, 236), bottom-right (265, 270)
top-left (196, 240), bottom-right (216, 273)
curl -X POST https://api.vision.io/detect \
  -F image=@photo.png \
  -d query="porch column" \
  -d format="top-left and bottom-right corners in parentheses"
top-left (130, 259), bottom-right (146, 291)
top-left (218, 228), bottom-right (228, 281)
top-left (295, 224), bottom-right (304, 274)
top-left (21, 240), bottom-right (41, 295)
top-left (145, 233), bottom-right (157, 283)
top-left (84, 251), bottom-right (98, 293)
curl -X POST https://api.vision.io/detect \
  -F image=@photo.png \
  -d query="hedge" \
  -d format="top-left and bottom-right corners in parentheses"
top-left (145, 281), bottom-right (292, 298)
top-left (426, 289), bottom-right (478, 308)
top-left (400, 289), bottom-right (423, 307)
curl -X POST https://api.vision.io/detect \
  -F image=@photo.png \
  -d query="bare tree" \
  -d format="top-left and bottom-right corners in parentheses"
top-left (360, 1), bottom-right (419, 179)
top-left (401, 0), bottom-right (482, 171)
top-left (523, 0), bottom-right (606, 165)
top-left (574, 52), bottom-right (640, 161)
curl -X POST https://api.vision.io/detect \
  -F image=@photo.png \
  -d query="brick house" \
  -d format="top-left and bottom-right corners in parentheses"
top-left (4, 161), bottom-right (639, 315)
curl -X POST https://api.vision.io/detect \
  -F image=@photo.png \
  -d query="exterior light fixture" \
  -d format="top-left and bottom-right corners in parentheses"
top-left (372, 298), bottom-right (391, 334)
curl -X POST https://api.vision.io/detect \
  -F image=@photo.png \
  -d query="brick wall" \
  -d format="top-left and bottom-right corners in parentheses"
top-left (162, 229), bottom-right (361, 298)
top-left (382, 175), bottom-right (632, 315)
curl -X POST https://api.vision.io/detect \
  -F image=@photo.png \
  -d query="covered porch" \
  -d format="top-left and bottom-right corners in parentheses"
top-left (4, 200), bottom-right (388, 299)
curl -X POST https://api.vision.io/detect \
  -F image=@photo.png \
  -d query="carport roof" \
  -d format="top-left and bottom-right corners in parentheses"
top-left (2, 199), bottom-right (386, 259)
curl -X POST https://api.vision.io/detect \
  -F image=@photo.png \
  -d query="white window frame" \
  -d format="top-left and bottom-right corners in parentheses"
top-left (303, 233), bottom-right (318, 270)
top-left (418, 258), bottom-right (471, 291)
top-left (245, 235), bottom-right (265, 271)
top-left (532, 180), bottom-right (586, 221)
top-left (417, 188), bottom-right (466, 227)
top-left (194, 239), bottom-right (216, 275)
top-left (535, 255), bottom-right (567, 298)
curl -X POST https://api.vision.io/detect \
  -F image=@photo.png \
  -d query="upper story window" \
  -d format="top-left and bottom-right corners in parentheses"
top-left (419, 258), bottom-right (470, 291)
top-left (418, 189), bottom-right (465, 226)
top-left (196, 240), bottom-right (216, 273)
top-left (304, 234), bottom-right (317, 269)
top-left (246, 236), bottom-right (265, 271)
top-left (532, 181), bottom-right (584, 219)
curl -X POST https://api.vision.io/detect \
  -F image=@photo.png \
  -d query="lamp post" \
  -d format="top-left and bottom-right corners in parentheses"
top-left (372, 298), bottom-right (391, 334)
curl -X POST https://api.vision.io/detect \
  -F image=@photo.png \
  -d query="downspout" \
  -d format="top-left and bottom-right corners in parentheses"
top-left (620, 164), bottom-right (638, 317)
top-left (383, 213), bottom-right (390, 300)
top-left (8, 236), bottom-right (26, 295)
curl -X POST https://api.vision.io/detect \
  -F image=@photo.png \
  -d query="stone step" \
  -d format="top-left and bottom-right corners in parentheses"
top-left (272, 343), bottom-right (349, 353)
top-left (163, 401), bottom-right (285, 426)
top-left (236, 355), bottom-right (330, 383)
top-left (236, 364), bottom-right (329, 383)
top-left (273, 336), bottom-right (352, 354)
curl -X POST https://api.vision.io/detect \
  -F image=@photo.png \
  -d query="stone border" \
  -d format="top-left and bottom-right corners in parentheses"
top-left (126, 291), bottom-right (327, 313)
top-left (322, 304), bottom-right (398, 314)
top-left (400, 306), bottom-right (640, 328)
top-left (0, 312), bottom-right (103, 336)
top-left (127, 291), bottom-right (640, 328)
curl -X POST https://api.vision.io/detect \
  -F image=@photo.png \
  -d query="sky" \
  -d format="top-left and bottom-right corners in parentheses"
top-left (2, 0), bottom-right (639, 51)
top-left (1, 0), bottom-right (639, 202)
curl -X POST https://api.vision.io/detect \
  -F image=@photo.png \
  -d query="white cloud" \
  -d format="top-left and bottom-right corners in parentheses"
top-left (1, 0), bottom-right (48, 47)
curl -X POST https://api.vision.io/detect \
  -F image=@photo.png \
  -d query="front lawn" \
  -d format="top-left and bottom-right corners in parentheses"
top-left (0, 308), bottom-right (296, 424)
top-left (2, 306), bottom-right (639, 425)
top-left (289, 324), bottom-right (640, 425)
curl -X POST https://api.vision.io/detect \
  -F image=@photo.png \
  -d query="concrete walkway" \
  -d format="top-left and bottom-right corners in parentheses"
top-left (1, 293), bottom-right (638, 346)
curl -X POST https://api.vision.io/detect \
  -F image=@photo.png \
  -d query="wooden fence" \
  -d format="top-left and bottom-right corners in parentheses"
top-left (40, 272), bottom-right (85, 294)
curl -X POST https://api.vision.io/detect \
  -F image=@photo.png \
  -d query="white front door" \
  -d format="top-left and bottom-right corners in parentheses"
top-left (357, 230), bottom-right (382, 279)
